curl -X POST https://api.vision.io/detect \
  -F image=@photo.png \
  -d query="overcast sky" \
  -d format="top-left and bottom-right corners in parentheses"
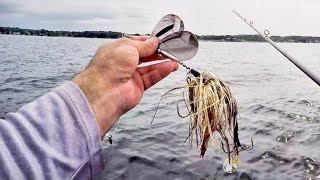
top-left (1, 0), bottom-right (320, 36)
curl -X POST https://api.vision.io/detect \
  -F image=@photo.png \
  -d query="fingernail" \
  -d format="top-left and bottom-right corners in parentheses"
top-left (146, 37), bottom-right (158, 45)
top-left (173, 62), bottom-right (179, 71)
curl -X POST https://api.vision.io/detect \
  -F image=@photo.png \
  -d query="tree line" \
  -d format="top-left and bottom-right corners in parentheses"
top-left (1, 26), bottom-right (320, 43)
top-left (0, 27), bottom-right (124, 39)
top-left (199, 34), bottom-right (320, 43)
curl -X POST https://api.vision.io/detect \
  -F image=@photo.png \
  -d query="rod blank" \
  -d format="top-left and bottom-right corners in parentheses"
top-left (233, 10), bottom-right (320, 87)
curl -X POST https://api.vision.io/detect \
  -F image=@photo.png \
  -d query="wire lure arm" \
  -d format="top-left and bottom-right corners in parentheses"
top-left (233, 10), bottom-right (320, 87)
top-left (158, 49), bottom-right (201, 77)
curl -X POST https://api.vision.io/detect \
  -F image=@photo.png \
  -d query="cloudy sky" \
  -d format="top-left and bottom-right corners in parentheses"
top-left (1, 0), bottom-right (320, 36)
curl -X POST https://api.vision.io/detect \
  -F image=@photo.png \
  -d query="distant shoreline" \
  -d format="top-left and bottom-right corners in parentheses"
top-left (1, 26), bottom-right (320, 43)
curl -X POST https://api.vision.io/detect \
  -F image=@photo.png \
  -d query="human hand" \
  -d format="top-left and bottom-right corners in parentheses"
top-left (72, 36), bottom-right (179, 138)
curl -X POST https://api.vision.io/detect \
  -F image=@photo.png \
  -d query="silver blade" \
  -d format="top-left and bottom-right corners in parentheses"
top-left (151, 14), bottom-right (184, 41)
top-left (159, 31), bottom-right (198, 61)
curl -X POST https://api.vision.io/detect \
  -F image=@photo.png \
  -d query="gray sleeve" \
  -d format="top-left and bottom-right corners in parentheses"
top-left (0, 81), bottom-right (104, 180)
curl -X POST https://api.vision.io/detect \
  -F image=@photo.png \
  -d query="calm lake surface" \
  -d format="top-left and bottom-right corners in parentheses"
top-left (1, 34), bottom-right (320, 180)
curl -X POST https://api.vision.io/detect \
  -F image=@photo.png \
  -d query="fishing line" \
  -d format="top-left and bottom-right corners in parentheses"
top-left (233, 10), bottom-right (320, 87)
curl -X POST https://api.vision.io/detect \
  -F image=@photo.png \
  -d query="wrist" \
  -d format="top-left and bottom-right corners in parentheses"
top-left (72, 69), bottom-right (123, 138)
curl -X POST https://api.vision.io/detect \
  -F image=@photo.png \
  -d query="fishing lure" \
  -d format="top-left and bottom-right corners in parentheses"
top-left (152, 66), bottom-right (252, 173)
top-left (184, 70), bottom-right (252, 173)
top-left (150, 14), bottom-right (255, 173)
top-left (128, 14), bottom-right (253, 173)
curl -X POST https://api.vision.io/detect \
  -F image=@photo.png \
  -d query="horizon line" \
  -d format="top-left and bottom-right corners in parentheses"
top-left (1, 26), bottom-right (320, 38)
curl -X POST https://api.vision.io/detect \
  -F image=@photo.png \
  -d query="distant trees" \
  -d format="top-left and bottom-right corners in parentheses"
top-left (1, 26), bottom-right (320, 43)
top-left (198, 34), bottom-right (320, 43)
top-left (0, 27), bottom-right (124, 39)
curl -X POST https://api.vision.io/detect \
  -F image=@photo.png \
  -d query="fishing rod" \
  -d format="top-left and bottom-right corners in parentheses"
top-left (233, 10), bottom-right (320, 87)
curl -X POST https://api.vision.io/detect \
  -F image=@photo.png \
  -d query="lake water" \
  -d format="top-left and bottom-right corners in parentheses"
top-left (1, 34), bottom-right (320, 180)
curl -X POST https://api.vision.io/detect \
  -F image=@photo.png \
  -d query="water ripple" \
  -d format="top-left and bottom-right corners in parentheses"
top-left (2, 35), bottom-right (320, 179)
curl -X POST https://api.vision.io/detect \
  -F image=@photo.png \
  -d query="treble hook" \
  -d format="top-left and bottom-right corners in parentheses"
top-left (218, 129), bottom-right (235, 154)
top-left (177, 103), bottom-right (191, 118)
top-left (177, 88), bottom-right (192, 118)
top-left (234, 121), bottom-right (254, 151)
top-left (221, 140), bottom-right (235, 154)
top-left (221, 137), bottom-right (253, 153)
top-left (239, 137), bottom-right (254, 151)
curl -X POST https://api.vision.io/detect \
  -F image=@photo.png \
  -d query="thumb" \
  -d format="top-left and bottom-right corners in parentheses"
top-left (133, 37), bottom-right (159, 58)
